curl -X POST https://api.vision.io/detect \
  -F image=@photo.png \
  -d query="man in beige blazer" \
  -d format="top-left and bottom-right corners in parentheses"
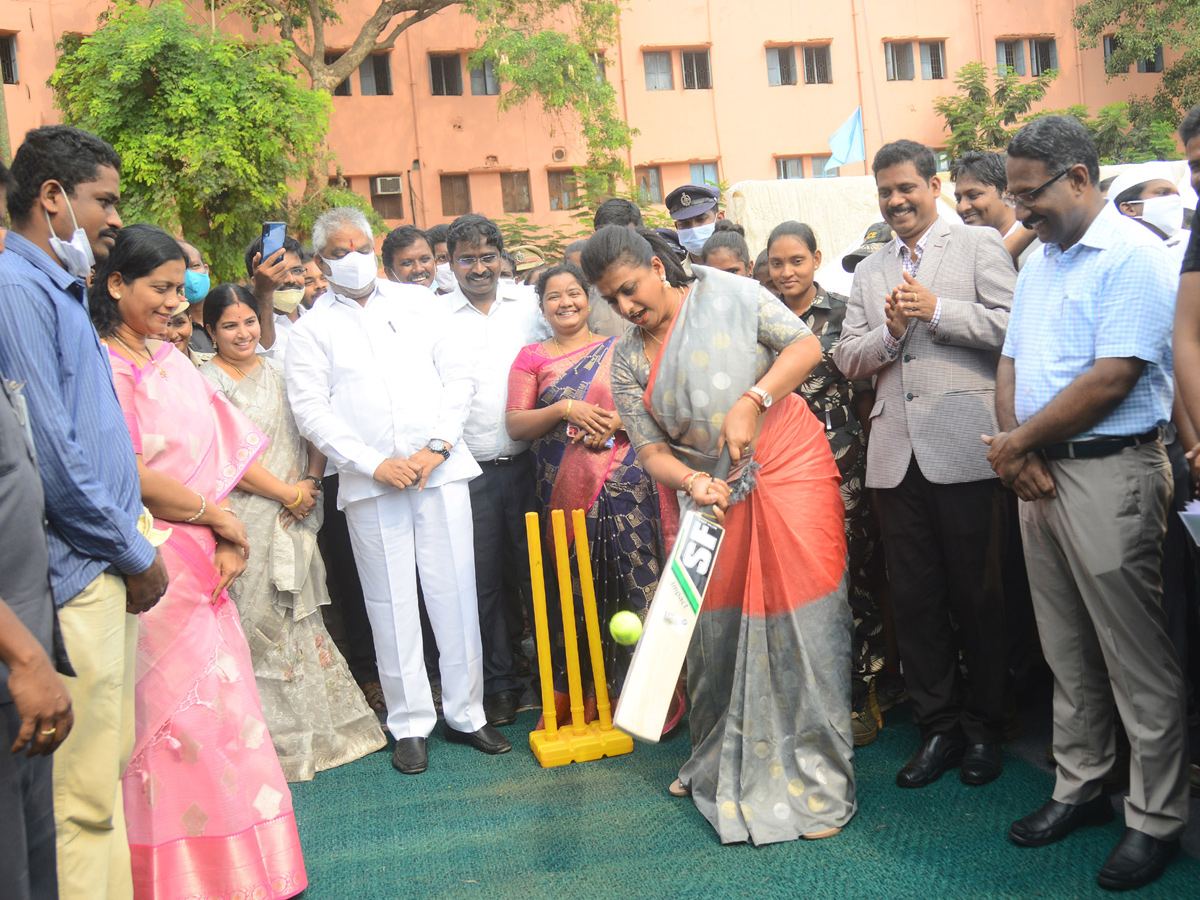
top-left (833, 140), bottom-right (1016, 790)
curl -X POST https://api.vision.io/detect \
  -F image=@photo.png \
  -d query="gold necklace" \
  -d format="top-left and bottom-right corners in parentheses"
top-left (216, 354), bottom-right (259, 380)
top-left (109, 333), bottom-right (168, 380)
top-left (554, 330), bottom-right (594, 356)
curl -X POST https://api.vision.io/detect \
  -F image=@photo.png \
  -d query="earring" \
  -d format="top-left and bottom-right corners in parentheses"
top-left (661, 275), bottom-right (668, 284)
top-left (113, 293), bottom-right (121, 299)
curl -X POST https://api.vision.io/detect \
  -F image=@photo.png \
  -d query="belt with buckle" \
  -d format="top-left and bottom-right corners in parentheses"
top-left (478, 454), bottom-right (522, 467)
top-left (1041, 427), bottom-right (1162, 460)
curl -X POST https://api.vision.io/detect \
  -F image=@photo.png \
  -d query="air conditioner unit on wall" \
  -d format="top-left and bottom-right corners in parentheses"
top-left (374, 176), bottom-right (402, 195)
top-left (551, 147), bottom-right (567, 163)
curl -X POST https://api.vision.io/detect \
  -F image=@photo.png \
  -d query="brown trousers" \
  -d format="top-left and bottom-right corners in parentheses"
top-left (1019, 441), bottom-right (1189, 839)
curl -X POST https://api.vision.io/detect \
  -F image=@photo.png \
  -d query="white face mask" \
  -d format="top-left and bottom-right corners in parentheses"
top-left (434, 261), bottom-right (457, 292)
top-left (45, 197), bottom-right (95, 280)
top-left (273, 288), bottom-right (304, 315)
top-left (1137, 194), bottom-right (1184, 239)
top-left (498, 276), bottom-right (517, 286)
top-left (677, 221), bottom-right (716, 255)
top-left (324, 249), bottom-right (378, 294)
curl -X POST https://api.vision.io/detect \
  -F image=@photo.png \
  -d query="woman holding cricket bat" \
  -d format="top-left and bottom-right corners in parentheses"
top-left (582, 225), bottom-right (856, 845)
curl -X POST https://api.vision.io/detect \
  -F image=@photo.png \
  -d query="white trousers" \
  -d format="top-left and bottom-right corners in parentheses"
top-left (344, 482), bottom-right (486, 739)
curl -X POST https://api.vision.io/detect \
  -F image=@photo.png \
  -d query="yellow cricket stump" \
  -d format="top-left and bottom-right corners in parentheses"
top-left (525, 510), bottom-right (633, 767)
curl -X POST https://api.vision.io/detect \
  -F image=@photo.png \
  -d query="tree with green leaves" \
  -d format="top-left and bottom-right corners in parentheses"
top-left (933, 62), bottom-right (1057, 162)
top-left (51, 0), bottom-right (330, 280)
top-left (1073, 0), bottom-right (1200, 126)
top-left (1024, 102), bottom-right (1181, 164)
top-left (231, 0), bottom-right (635, 193)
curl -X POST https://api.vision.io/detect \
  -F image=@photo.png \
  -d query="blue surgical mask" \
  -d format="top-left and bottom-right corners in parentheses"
top-left (184, 269), bottom-right (210, 303)
top-left (677, 221), bottom-right (716, 255)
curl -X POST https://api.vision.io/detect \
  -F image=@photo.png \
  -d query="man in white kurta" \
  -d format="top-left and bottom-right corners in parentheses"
top-left (286, 208), bottom-right (511, 774)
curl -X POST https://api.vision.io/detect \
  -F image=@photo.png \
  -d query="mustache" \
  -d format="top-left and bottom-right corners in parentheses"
top-left (99, 228), bottom-right (120, 241)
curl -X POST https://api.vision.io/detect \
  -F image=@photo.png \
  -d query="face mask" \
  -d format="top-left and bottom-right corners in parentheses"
top-left (44, 197), bottom-right (95, 280)
top-left (325, 250), bottom-right (378, 293)
top-left (273, 288), bottom-right (304, 315)
top-left (498, 276), bottom-right (517, 286)
top-left (184, 269), bottom-right (210, 303)
top-left (434, 261), bottom-right (457, 292)
top-left (677, 221), bottom-right (716, 255)
top-left (1137, 194), bottom-right (1183, 239)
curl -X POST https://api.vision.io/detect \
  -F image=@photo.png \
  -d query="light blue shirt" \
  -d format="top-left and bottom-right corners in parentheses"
top-left (0, 232), bottom-right (155, 605)
top-left (1002, 202), bottom-right (1176, 439)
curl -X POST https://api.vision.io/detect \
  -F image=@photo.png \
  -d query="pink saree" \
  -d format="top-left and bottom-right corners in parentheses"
top-left (108, 342), bottom-right (307, 900)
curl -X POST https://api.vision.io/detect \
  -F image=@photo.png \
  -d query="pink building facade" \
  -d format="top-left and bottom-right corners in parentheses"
top-left (0, 0), bottom-right (1172, 230)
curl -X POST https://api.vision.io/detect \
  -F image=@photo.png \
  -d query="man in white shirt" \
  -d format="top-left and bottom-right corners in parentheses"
top-left (443, 214), bottom-right (546, 726)
top-left (950, 151), bottom-right (1039, 268)
top-left (286, 207), bottom-right (509, 775)
top-left (246, 233), bottom-right (307, 364)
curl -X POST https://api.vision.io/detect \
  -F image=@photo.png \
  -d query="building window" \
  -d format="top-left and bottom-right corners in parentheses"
top-left (325, 52), bottom-right (351, 96)
top-left (1102, 35), bottom-right (1126, 74)
top-left (430, 54), bottom-right (463, 96)
top-left (691, 162), bottom-right (719, 186)
top-left (996, 40), bottom-right (1027, 76)
top-left (776, 157), bottom-right (804, 180)
top-left (359, 54), bottom-right (392, 96)
top-left (920, 41), bottom-right (946, 80)
top-left (884, 42), bottom-right (915, 81)
top-left (803, 45), bottom-right (832, 84)
top-left (812, 156), bottom-right (839, 178)
top-left (644, 51), bottom-right (673, 91)
top-left (1137, 46), bottom-right (1165, 74)
top-left (936, 150), bottom-right (951, 171)
top-left (592, 52), bottom-right (607, 83)
top-left (440, 174), bottom-right (471, 217)
top-left (635, 166), bottom-right (663, 204)
top-left (548, 170), bottom-right (579, 211)
top-left (500, 171), bottom-right (532, 214)
top-left (0, 35), bottom-right (17, 84)
top-left (682, 50), bottom-right (712, 90)
top-left (470, 59), bottom-right (500, 96)
top-left (370, 175), bottom-right (404, 219)
top-left (767, 46), bottom-right (797, 86)
top-left (1029, 39), bottom-right (1058, 76)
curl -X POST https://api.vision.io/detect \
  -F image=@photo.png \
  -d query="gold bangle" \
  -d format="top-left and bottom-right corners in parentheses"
top-left (564, 398), bottom-right (573, 420)
top-left (284, 487), bottom-right (304, 509)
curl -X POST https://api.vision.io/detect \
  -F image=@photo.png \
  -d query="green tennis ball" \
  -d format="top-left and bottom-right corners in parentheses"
top-left (610, 611), bottom-right (643, 645)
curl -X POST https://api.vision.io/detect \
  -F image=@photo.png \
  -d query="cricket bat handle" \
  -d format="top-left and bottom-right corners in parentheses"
top-left (698, 446), bottom-right (732, 517)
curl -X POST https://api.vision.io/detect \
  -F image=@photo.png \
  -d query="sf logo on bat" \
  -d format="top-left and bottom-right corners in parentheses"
top-left (670, 516), bottom-right (724, 615)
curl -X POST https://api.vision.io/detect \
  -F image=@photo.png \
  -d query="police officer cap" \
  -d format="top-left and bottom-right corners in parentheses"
top-left (665, 184), bottom-right (720, 220)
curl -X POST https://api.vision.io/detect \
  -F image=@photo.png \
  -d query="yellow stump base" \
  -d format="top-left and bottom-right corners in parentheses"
top-left (524, 509), bottom-right (634, 769)
top-left (529, 721), bottom-right (634, 768)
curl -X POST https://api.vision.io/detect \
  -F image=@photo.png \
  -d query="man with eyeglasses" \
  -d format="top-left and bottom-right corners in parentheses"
top-left (244, 232), bottom-right (307, 364)
top-left (833, 139), bottom-right (1015, 793)
top-left (443, 213), bottom-right (546, 728)
top-left (987, 116), bottom-right (1186, 892)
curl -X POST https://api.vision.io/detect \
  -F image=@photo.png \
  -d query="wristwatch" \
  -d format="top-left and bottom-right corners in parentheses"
top-left (301, 474), bottom-right (323, 492)
top-left (748, 387), bottom-right (773, 409)
top-left (427, 439), bottom-right (451, 461)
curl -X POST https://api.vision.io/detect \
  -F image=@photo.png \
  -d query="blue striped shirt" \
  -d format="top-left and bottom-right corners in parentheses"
top-left (0, 232), bottom-right (155, 605)
top-left (1002, 202), bottom-right (1176, 439)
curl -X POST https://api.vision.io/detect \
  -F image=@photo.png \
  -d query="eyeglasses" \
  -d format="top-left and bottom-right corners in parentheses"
top-left (454, 254), bottom-right (499, 269)
top-left (1003, 169), bottom-right (1070, 208)
top-left (285, 266), bottom-right (306, 278)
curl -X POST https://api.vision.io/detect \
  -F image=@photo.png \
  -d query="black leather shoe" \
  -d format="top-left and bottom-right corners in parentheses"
top-left (445, 723), bottom-right (512, 755)
top-left (1097, 828), bottom-right (1179, 891)
top-left (1009, 795), bottom-right (1114, 847)
top-left (483, 690), bottom-right (519, 727)
top-left (391, 737), bottom-right (428, 774)
top-left (960, 742), bottom-right (1003, 785)
top-left (895, 733), bottom-right (966, 788)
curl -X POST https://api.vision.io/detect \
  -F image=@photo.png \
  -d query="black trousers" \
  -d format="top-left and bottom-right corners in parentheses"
top-left (0, 703), bottom-right (57, 900)
top-left (469, 454), bottom-right (537, 696)
top-left (875, 455), bottom-right (1008, 744)
top-left (317, 473), bottom-right (379, 686)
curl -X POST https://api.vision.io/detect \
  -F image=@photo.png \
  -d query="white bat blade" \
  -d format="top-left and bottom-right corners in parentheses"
top-left (614, 509), bottom-right (725, 742)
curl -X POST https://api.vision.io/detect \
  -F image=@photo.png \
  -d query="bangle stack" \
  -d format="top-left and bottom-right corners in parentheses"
top-left (184, 494), bottom-right (206, 523)
top-left (740, 391), bottom-right (767, 415)
top-left (284, 487), bottom-right (304, 510)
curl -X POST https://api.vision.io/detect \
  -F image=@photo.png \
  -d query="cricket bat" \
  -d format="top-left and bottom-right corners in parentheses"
top-left (614, 447), bottom-right (732, 742)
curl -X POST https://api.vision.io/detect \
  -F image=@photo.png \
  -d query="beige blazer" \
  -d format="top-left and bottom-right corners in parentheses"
top-left (832, 219), bottom-right (1016, 488)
